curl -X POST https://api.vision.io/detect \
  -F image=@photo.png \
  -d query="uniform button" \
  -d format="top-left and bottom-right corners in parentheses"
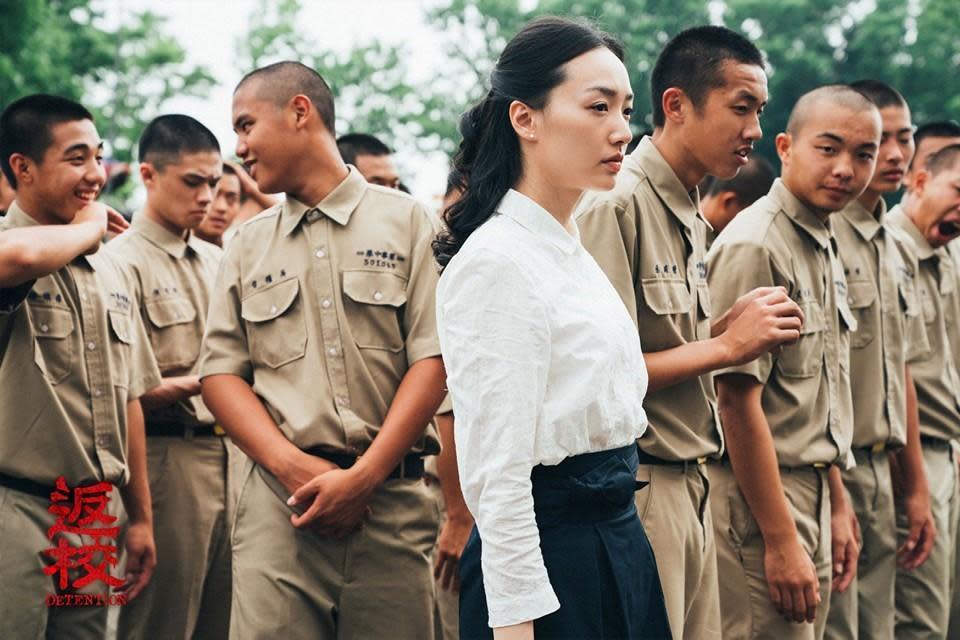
top-left (322, 298), bottom-right (332, 308)
top-left (87, 341), bottom-right (97, 351)
top-left (92, 388), bottom-right (103, 397)
top-left (328, 347), bottom-right (338, 356)
top-left (80, 293), bottom-right (87, 301)
top-left (315, 249), bottom-right (327, 259)
top-left (336, 395), bottom-right (349, 406)
top-left (96, 435), bottom-right (109, 447)
top-left (40, 324), bottom-right (50, 333)
top-left (269, 305), bottom-right (278, 314)
top-left (373, 291), bottom-right (384, 302)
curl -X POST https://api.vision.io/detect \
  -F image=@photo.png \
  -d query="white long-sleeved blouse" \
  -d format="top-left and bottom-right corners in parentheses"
top-left (436, 189), bottom-right (649, 628)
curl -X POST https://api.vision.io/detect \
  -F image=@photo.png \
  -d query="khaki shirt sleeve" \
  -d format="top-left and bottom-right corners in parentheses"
top-left (402, 203), bottom-right (442, 364)
top-left (198, 237), bottom-right (252, 381)
top-left (707, 242), bottom-right (783, 383)
top-left (576, 200), bottom-right (640, 325)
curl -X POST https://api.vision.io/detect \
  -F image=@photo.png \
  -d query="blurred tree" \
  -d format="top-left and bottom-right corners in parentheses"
top-left (236, 0), bottom-right (456, 155)
top-left (0, 1), bottom-right (213, 209)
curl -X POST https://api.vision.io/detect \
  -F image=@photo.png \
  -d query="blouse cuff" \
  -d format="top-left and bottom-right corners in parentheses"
top-left (486, 584), bottom-right (561, 629)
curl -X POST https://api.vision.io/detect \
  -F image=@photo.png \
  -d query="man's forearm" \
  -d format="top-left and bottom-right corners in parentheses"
top-left (718, 374), bottom-right (798, 544)
top-left (435, 411), bottom-right (472, 522)
top-left (644, 339), bottom-right (733, 393)
top-left (353, 356), bottom-right (446, 485)
top-left (120, 400), bottom-right (152, 524)
top-left (200, 373), bottom-right (302, 477)
top-left (138, 375), bottom-right (202, 412)
top-left (0, 222), bottom-right (103, 287)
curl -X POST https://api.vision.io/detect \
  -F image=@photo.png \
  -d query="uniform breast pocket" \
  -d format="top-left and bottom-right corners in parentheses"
top-left (341, 270), bottom-right (407, 352)
top-left (107, 308), bottom-right (134, 387)
top-left (30, 305), bottom-right (75, 384)
top-left (846, 280), bottom-right (877, 349)
top-left (640, 278), bottom-right (693, 317)
top-left (241, 278), bottom-right (306, 368)
top-left (144, 297), bottom-right (200, 369)
top-left (776, 301), bottom-right (825, 378)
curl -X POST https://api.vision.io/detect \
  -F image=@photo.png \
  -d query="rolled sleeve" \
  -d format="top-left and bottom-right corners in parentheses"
top-left (438, 250), bottom-right (560, 627)
top-left (403, 203), bottom-right (442, 364)
top-left (707, 241), bottom-right (783, 383)
top-left (198, 238), bottom-right (252, 381)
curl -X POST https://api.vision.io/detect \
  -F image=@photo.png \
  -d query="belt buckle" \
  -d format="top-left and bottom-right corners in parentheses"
top-left (214, 424), bottom-right (226, 437)
top-left (696, 456), bottom-right (708, 465)
top-left (870, 442), bottom-right (886, 454)
top-left (812, 462), bottom-right (827, 469)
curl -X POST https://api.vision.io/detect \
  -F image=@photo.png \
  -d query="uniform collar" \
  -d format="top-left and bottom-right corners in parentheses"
top-left (281, 166), bottom-right (367, 236)
top-left (3, 200), bottom-right (41, 229)
top-left (132, 212), bottom-right (202, 259)
top-left (496, 189), bottom-right (580, 255)
top-left (889, 204), bottom-right (937, 261)
top-left (770, 179), bottom-right (832, 250)
top-left (626, 136), bottom-right (705, 231)
top-left (839, 197), bottom-right (886, 242)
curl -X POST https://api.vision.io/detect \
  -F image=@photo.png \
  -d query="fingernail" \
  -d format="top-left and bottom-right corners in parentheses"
top-left (287, 496), bottom-right (296, 505)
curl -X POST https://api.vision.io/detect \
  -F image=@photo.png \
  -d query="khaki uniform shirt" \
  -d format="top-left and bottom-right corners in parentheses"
top-left (199, 168), bottom-right (441, 455)
top-left (707, 179), bottom-right (855, 468)
top-left (833, 199), bottom-right (929, 449)
top-left (107, 214), bottom-right (221, 428)
top-left (887, 205), bottom-right (960, 442)
top-left (576, 137), bottom-right (721, 462)
top-left (0, 202), bottom-right (161, 486)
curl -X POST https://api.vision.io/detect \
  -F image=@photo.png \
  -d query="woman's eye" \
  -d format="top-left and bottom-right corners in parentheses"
top-left (591, 103), bottom-right (609, 112)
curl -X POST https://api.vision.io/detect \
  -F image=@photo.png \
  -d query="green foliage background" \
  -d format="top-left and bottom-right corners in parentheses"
top-left (2, 0), bottom-right (959, 198)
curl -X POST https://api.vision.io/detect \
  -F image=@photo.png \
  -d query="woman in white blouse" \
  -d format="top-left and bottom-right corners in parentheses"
top-left (433, 16), bottom-right (671, 640)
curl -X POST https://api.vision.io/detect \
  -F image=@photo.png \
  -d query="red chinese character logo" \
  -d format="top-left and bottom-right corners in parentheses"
top-left (43, 476), bottom-right (123, 590)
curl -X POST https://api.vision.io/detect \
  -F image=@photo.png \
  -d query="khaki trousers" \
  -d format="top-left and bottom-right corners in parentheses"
top-left (825, 448), bottom-right (897, 639)
top-left (117, 434), bottom-right (232, 640)
top-left (895, 439), bottom-right (959, 638)
top-left (0, 484), bottom-right (115, 640)
top-left (426, 476), bottom-right (459, 640)
top-left (635, 461), bottom-right (721, 640)
top-left (711, 462), bottom-right (832, 640)
top-left (230, 462), bottom-right (439, 640)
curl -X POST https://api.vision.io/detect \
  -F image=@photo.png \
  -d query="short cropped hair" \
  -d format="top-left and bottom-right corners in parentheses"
top-left (138, 114), bottom-right (220, 171)
top-left (914, 121), bottom-right (960, 150)
top-left (785, 84), bottom-right (878, 136)
top-left (337, 133), bottom-right (392, 166)
top-left (0, 94), bottom-right (94, 188)
top-left (650, 26), bottom-right (764, 128)
top-left (703, 154), bottom-right (775, 207)
top-left (925, 143), bottom-right (960, 176)
top-left (236, 61), bottom-right (336, 134)
top-left (849, 79), bottom-right (908, 110)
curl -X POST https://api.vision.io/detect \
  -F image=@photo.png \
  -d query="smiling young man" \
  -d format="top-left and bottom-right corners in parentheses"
top-left (575, 26), bottom-right (804, 640)
top-left (0, 94), bottom-right (161, 639)
top-left (887, 143), bottom-right (960, 638)
top-left (199, 61), bottom-right (446, 639)
top-left (106, 114), bottom-right (232, 640)
top-left (706, 85), bottom-right (881, 639)
top-left (823, 80), bottom-right (935, 640)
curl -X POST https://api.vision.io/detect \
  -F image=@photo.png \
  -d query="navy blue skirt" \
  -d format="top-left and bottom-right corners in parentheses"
top-left (459, 443), bottom-right (671, 639)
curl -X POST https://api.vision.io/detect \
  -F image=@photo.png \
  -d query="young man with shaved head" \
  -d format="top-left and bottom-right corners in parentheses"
top-left (198, 61), bottom-right (445, 639)
top-left (823, 80), bottom-right (934, 640)
top-left (337, 133), bottom-right (403, 190)
top-left (700, 154), bottom-right (775, 249)
top-left (108, 114), bottom-right (232, 640)
top-left (576, 26), bottom-right (803, 640)
top-left (887, 144), bottom-right (960, 638)
top-left (706, 85), bottom-right (881, 638)
top-left (0, 94), bottom-right (161, 639)
top-left (903, 121), bottom-right (960, 200)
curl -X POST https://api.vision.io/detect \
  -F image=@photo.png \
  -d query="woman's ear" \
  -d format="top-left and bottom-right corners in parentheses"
top-left (509, 100), bottom-right (538, 142)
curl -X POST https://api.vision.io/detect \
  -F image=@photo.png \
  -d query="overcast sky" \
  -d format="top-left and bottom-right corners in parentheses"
top-left (99, 0), bottom-right (451, 204)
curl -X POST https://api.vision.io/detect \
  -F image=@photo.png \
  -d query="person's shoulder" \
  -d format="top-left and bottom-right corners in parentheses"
top-left (576, 170), bottom-right (648, 221)
top-left (712, 195), bottom-right (779, 250)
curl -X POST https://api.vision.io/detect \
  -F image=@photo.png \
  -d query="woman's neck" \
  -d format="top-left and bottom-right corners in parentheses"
top-left (513, 172), bottom-right (581, 233)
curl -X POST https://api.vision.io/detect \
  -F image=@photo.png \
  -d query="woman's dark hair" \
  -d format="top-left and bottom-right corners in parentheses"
top-left (433, 16), bottom-right (623, 268)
